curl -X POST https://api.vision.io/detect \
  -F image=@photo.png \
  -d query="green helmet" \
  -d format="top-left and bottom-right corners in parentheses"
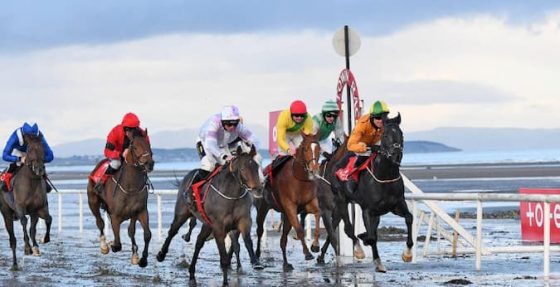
top-left (321, 100), bottom-right (339, 113)
top-left (369, 100), bottom-right (390, 117)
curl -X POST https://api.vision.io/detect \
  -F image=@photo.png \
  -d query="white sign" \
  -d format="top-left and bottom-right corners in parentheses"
top-left (332, 26), bottom-right (361, 57)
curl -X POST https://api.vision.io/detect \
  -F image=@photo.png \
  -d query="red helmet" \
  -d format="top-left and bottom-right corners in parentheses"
top-left (121, 112), bottom-right (140, 128)
top-left (290, 100), bottom-right (307, 114)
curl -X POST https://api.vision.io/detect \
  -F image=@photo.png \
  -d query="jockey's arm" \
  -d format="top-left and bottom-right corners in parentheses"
top-left (2, 130), bottom-right (20, 163)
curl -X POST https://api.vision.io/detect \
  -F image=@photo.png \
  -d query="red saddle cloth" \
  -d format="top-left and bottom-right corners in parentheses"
top-left (191, 166), bottom-right (223, 225)
top-left (89, 160), bottom-right (110, 184)
top-left (335, 154), bottom-right (377, 182)
top-left (0, 172), bottom-right (13, 191)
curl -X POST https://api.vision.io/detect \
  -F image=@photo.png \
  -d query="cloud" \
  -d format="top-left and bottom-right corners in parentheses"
top-left (1, 12), bottom-right (560, 146)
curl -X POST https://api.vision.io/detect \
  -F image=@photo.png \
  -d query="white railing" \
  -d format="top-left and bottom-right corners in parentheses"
top-left (406, 192), bottom-right (560, 278)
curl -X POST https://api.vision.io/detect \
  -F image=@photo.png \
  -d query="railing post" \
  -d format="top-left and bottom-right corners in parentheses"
top-left (476, 199), bottom-right (482, 270)
top-left (58, 192), bottom-right (63, 233)
top-left (157, 193), bottom-right (162, 241)
top-left (543, 201), bottom-right (550, 279)
top-left (411, 199), bottom-right (418, 264)
top-left (79, 192), bottom-right (84, 234)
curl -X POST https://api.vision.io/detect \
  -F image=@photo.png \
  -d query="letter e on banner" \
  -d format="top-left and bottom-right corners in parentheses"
top-left (520, 188), bottom-right (560, 242)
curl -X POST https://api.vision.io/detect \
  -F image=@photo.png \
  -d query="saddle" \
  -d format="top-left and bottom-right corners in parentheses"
top-left (335, 154), bottom-right (376, 182)
top-left (89, 159), bottom-right (111, 185)
top-left (189, 166), bottom-right (223, 225)
top-left (263, 155), bottom-right (292, 186)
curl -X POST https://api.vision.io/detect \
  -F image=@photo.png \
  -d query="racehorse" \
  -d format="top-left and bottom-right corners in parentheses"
top-left (157, 145), bottom-right (263, 286)
top-left (255, 133), bottom-right (322, 271)
top-left (0, 134), bottom-right (52, 270)
top-left (86, 130), bottom-right (154, 267)
top-left (332, 113), bottom-right (412, 272)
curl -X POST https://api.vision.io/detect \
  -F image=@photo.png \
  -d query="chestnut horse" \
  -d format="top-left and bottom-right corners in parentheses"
top-left (0, 134), bottom-right (52, 270)
top-left (255, 133), bottom-right (322, 271)
top-left (156, 145), bottom-right (263, 286)
top-left (87, 131), bottom-right (154, 267)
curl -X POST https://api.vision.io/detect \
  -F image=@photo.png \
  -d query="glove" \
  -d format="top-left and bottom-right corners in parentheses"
top-left (288, 147), bottom-right (297, 156)
top-left (20, 155), bottom-right (26, 164)
top-left (357, 142), bottom-right (367, 153)
top-left (221, 154), bottom-right (233, 162)
top-left (369, 145), bottom-right (381, 152)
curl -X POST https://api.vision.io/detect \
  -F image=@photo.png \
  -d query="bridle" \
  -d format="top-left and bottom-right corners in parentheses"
top-left (228, 155), bottom-right (261, 194)
top-left (293, 140), bottom-right (320, 177)
top-left (378, 124), bottom-right (403, 167)
top-left (126, 136), bottom-right (153, 173)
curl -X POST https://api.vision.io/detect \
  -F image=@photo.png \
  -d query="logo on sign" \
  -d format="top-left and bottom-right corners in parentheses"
top-left (519, 188), bottom-right (560, 243)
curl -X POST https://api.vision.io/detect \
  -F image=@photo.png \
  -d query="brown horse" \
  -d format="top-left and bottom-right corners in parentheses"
top-left (156, 145), bottom-right (263, 286)
top-left (87, 131), bottom-right (154, 267)
top-left (255, 133), bottom-right (322, 271)
top-left (0, 134), bottom-right (52, 270)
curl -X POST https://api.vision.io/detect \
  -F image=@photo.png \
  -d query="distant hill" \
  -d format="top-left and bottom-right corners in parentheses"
top-left (407, 127), bottom-right (560, 151)
top-left (405, 140), bottom-right (460, 153)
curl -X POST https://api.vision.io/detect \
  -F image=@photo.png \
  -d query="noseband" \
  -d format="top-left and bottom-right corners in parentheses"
top-left (127, 137), bottom-right (152, 173)
top-left (295, 140), bottom-right (320, 174)
top-left (378, 125), bottom-right (403, 166)
top-left (228, 156), bottom-right (259, 193)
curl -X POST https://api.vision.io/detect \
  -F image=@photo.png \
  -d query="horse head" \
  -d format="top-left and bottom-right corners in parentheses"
top-left (380, 113), bottom-right (404, 166)
top-left (124, 129), bottom-right (154, 173)
top-left (296, 132), bottom-right (321, 179)
top-left (23, 134), bottom-right (45, 176)
top-left (230, 145), bottom-right (263, 198)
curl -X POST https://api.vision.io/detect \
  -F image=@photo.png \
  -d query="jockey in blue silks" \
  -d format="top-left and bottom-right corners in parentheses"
top-left (0, 122), bottom-right (54, 192)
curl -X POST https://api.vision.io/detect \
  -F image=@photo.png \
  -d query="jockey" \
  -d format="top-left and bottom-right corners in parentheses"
top-left (335, 100), bottom-right (390, 196)
top-left (190, 105), bottom-right (263, 189)
top-left (275, 100), bottom-right (313, 156)
top-left (312, 99), bottom-right (345, 159)
top-left (0, 122), bottom-right (54, 192)
top-left (94, 112), bottom-right (149, 191)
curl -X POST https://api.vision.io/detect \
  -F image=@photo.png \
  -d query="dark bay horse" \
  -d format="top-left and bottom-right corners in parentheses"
top-left (255, 133), bottom-right (322, 271)
top-left (157, 145), bottom-right (263, 286)
top-left (0, 134), bottom-right (52, 270)
top-left (345, 113), bottom-right (413, 272)
top-left (87, 131), bottom-right (154, 267)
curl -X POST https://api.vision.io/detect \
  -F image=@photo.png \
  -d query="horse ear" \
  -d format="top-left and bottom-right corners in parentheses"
top-left (392, 112), bottom-right (401, 125)
top-left (249, 144), bottom-right (256, 156)
top-left (145, 128), bottom-right (148, 136)
top-left (236, 145), bottom-right (243, 156)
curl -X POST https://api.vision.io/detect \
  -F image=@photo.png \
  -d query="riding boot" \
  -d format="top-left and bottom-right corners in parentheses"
top-left (95, 166), bottom-right (117, 193)
top-left (185, 169), bottom-right (210, 209)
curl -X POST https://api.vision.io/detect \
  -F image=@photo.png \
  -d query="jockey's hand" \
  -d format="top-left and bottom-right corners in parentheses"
top-left (122, 148), bottom-right (130, 159)
top-left (221, 154), bottom-right (233, 162)
top-left (288, 147), bottom-right (297, 156)
top-left (20, 155), bottom-right (26, 164)
top-left (369, 145), bottom-right (381, 152)
top-left (356, 142), bottom-right (367, 153)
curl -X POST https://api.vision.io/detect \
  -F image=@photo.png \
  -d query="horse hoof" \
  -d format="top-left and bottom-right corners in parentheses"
top-left (139, 258), bottom-right (148, 268)
top-left (402, 251), bottom-right (413, 262)
top-left (24, 246), bottom-right (32, 255)
top-left (252, 262), bottom-right (264, 270)
top-left (156, 251), bottom-right (166, 262)
top-left (131, 254), bottom-right (139, 265)
top-left (304, 253), bottom-right (314, 260)
top-left (374, 258), bottom-right (387, 273)
top-left (283, 263), bottom-right (294, 272)
top-left (354, 245), bottom-right (365, 260)
top-left (41, 236), bottom-right (50, 244)
top-left (336, 256), bottom-right (344, 267)
top-left (316, 256), bottom-right (325, 265)
top-left (111, 245), bottom-right (122, 253)
top-left (32, 246), bottom-right (41, 256)
top-left (311, 244), bottom-right (320, 253)
top-left (10, 265), bottom-right (18, 272)
top-left (100, 245), bottom-right (110, 254)
top-left (181, 234), bottom-right (191, 242)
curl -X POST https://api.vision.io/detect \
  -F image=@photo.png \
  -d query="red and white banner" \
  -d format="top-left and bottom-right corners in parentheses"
top-left (520, 188), bottom-right (560, 243)
top-left (268, 110), bottom-right (282, 157)
top-left (336, 68), bottom-right (362, 124)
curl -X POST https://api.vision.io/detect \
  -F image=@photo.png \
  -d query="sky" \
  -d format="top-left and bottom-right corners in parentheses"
top-left (1, 1), bottom-right (559, 145)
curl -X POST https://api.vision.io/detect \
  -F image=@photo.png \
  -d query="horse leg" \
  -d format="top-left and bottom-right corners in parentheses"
top-left (137, 210), bottom-right (151, 268)
top-left (19, 212), bottom-right (32, 255)
top-left (296, 212), bottom-right (306, 240)
top-left (213, 228), bottom-right (230, 286)
top-left (87, 193), bottom-right (108, 254)
top-left (309, 200), bottom-right (322, 253)
top-left (37, 205), bottom-right (52, 244)
top-left (110, 214), bottom-right (122, 253)
top-left (158, 212), bottom-right (191, 262)
top-left (238, 216), bottom-right (263, 270)
top-left (362, 212), bottom-right (385, 273)
top-left (317, 209), bottom-right (342, 266)
top-left (255, 202), bottom-right (269, 259)
top-left (128, 218), bottom-right (139, 265)
top-left (29, 215), bottom-right (41, 256)
top-left (338, 199), bottom-right (365, 259)
top-left (280, 216), bottom-right (294, 271)
top-left (2, 210), bottom-right (18, 270)
top-left (188, 224), bottom-right (213, 282)
top-left (226, 230), bottom-right (240, 270)
top-left (392, 199), bottom-right (414, 262)
top-left (284, 205), bottom-right (313, 261)
top-left (181, 217), bottom-right (197, 243)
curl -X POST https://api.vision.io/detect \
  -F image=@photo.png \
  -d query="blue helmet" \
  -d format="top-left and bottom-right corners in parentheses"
top-left (22, 122), bottom-right (39, 136)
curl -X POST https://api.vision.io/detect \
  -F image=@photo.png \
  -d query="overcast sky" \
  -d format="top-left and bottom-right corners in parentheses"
top-left (1, 1), bottom-right (559, 145)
